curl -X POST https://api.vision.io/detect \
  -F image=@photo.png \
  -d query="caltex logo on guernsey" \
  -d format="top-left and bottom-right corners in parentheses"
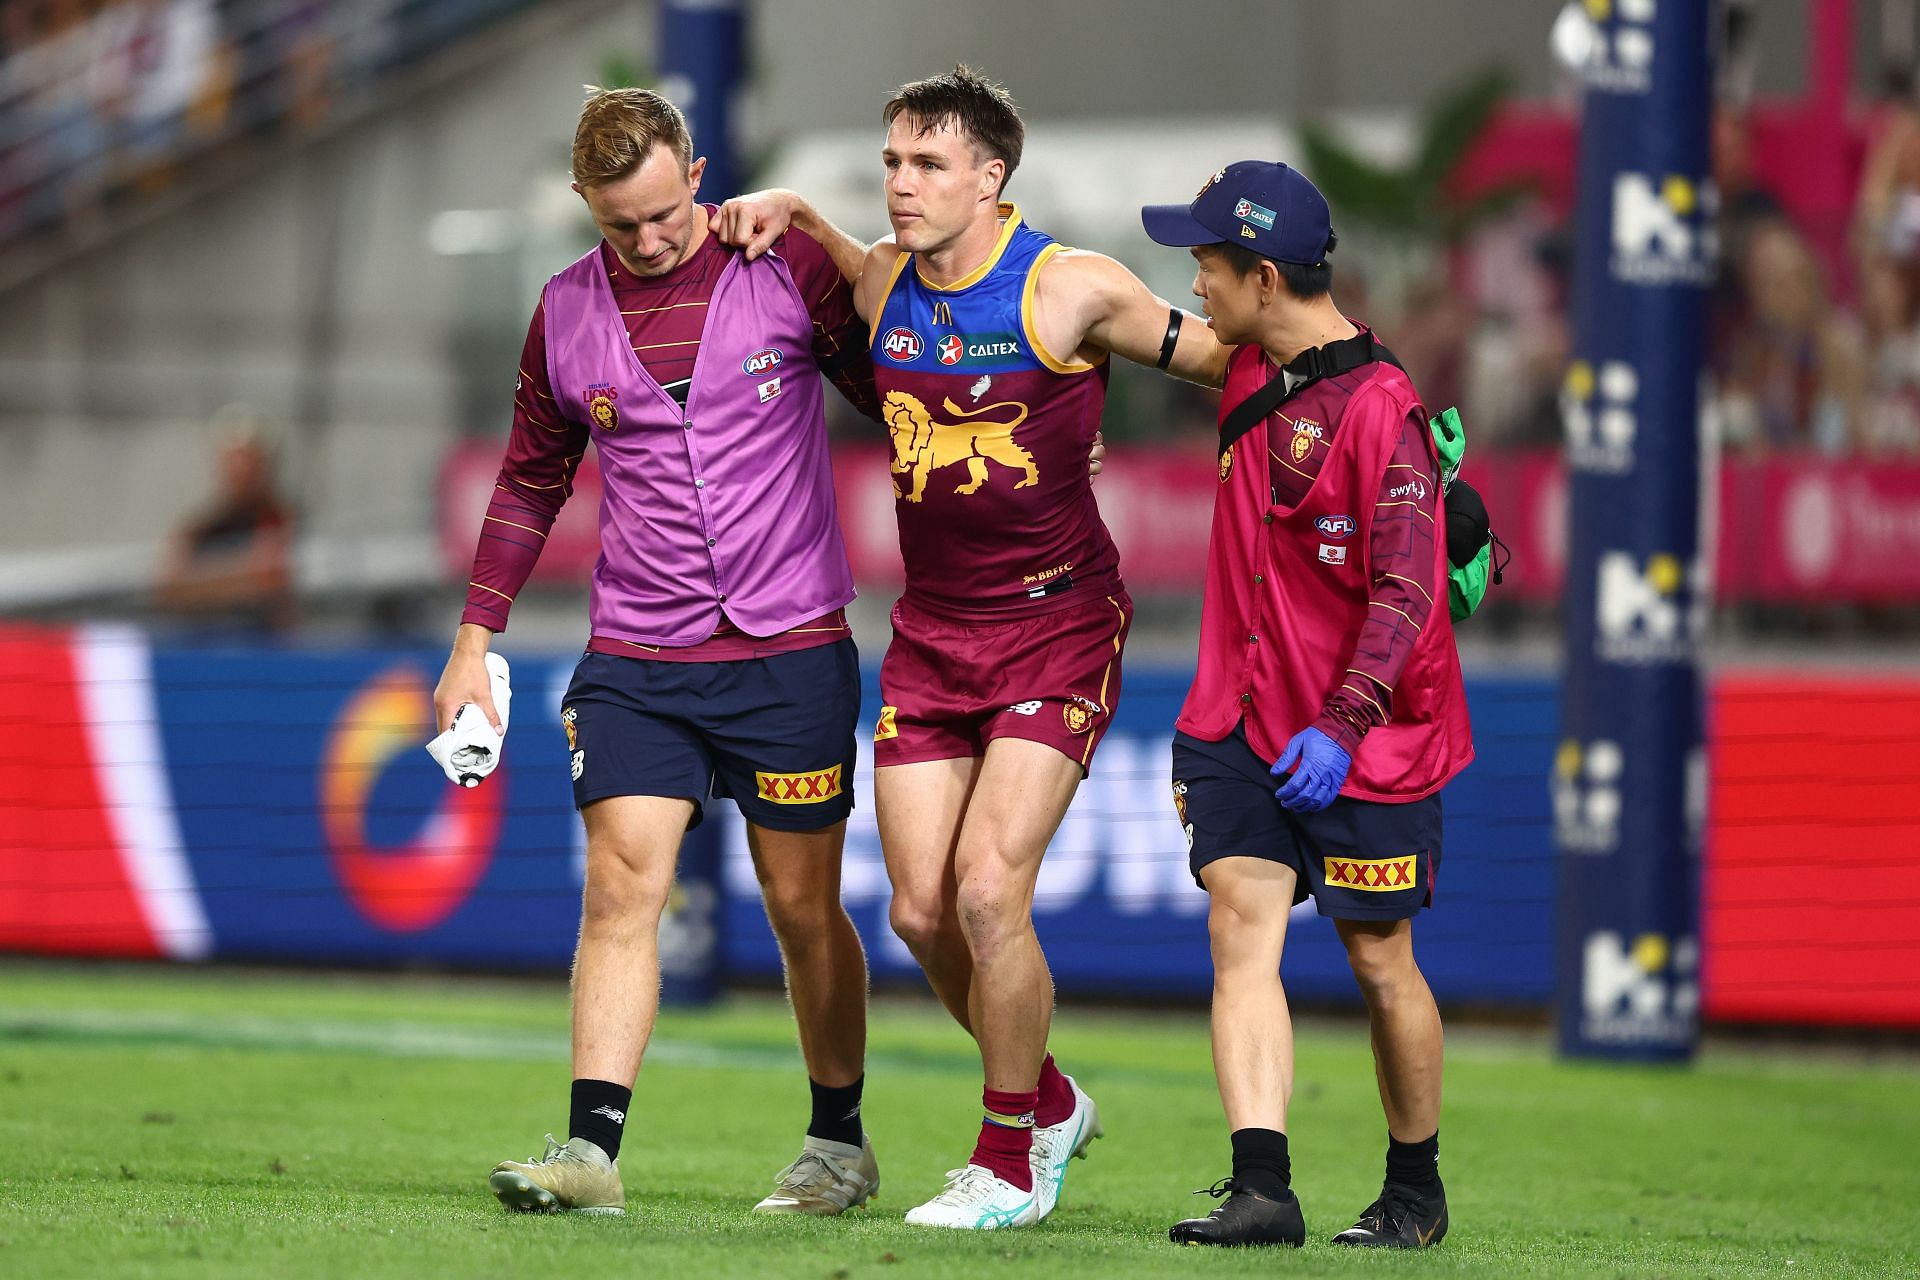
top-left (937, 334), bottom-right (964, 365)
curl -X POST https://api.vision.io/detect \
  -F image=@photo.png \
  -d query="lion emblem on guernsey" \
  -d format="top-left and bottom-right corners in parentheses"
top-left (589, 395), bottom-right (618, 431)
top-left (883, 390), bottom-right (1038, 504)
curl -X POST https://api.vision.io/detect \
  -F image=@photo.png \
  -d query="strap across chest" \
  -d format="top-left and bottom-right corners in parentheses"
top-left (1218, 330), bottom-right (1404, 454)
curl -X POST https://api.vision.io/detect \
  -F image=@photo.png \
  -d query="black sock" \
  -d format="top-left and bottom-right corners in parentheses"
top-left (1385, 1130), bottom-right (1441, 1195)
top-left (569, 1078), bottom-right (633, 1160)
top-left (806, 1075), bottom-right (865, 1148)
top-left (1230, 1127), bottom-right (1291, 1200)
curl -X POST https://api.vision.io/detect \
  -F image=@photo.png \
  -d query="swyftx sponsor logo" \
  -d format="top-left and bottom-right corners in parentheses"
top-left (1612, 173), bottom-right (1716, 287)
top-left (1581, 930), bottom-right (1698, 1047)
top-left (1553, 738), bottom-right (1622, 853)
top-left (1562, 358), bottom-right (1637, 473)
top-left (1595, 550), bottom-right (1702, 664)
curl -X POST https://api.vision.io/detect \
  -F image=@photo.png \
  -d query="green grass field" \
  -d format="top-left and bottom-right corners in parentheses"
top-left (1, 962), bottom-right (1915, 1278)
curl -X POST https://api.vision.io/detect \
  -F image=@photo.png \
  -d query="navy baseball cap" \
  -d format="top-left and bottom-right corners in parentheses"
top-left (1142, 161), bottom-right (1332, 265)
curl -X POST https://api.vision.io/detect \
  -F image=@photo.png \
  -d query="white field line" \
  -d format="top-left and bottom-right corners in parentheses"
top-left (0, 1005), bottom-right (798, 1070)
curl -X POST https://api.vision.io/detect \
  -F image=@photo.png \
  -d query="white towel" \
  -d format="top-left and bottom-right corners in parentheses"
top-left (425, 652), bottom-right (513, 787)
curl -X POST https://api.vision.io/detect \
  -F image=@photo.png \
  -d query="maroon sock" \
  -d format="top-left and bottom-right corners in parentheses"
top-left (1035, 1053), bottom-right (1075, 1128)
top-left (971, 1087), bottom-right (1038, 1191)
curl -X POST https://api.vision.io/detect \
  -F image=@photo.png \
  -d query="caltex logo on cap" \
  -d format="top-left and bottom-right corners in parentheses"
top-left (1233, 198), bottom-right (1278, 231)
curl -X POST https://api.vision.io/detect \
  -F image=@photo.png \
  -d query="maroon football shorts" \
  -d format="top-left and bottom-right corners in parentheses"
top-left (873, 590), bottom-right (1133, 774)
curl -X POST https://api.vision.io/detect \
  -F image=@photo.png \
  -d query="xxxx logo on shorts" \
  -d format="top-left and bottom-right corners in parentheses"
top-left (756, 766), bottom-right (844, 805)
top-left (874, 706), bottom-right (898, 741)
top-left (1323, 854), bottom-right (1418, 892)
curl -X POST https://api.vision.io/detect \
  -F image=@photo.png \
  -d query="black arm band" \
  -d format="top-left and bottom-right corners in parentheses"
top-left (1155, 308), bottom-right (1183, 370)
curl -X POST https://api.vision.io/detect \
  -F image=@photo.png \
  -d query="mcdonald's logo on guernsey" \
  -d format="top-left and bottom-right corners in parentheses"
top-left (1324, 854), bottom-right (1417, 892)
top-left (755, 766), bottom-right (845, 805)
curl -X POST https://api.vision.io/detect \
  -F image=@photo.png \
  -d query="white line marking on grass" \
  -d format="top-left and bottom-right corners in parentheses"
top-left (0, 1006), bottom-right (798, 1070)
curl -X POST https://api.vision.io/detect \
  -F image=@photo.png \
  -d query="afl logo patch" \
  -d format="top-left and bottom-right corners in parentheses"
top-left (881, 327), bottom-right (923, 362)
top-left (1219, 446), bottom-right (1234, 482)
top-left (1316, 514), bottom-right (1356, 539)
top-left (741, 348), bottom-right (783, 376)
top-left (937, 334), bottom-right (964, 365)
top-left (1290, 431), bottom-right (1313, 463)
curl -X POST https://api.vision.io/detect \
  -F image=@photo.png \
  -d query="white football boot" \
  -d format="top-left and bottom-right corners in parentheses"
top-left (1029, 1074), bottom-right (1103, 1219)
top-left (904, 1163), bottom-right (1044, 1230)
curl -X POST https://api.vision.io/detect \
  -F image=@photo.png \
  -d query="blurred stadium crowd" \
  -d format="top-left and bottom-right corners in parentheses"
top-left (1126, 87), bottom-right (1920, 463)
top-left (0, 0), bottom-right (528, 247)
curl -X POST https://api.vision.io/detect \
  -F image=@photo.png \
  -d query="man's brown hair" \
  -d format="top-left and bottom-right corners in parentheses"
top-left (571, 87), bottom-right (693, 186)
top-left (883, 65), bottom-right (1024, 193)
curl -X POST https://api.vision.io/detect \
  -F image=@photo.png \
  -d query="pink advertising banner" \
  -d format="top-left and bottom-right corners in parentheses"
top-left (439, 445), bottom-right (1920, 606)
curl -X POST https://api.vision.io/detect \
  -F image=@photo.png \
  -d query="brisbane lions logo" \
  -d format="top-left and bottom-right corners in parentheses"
top-left (882, 390), bottom-right (1038, 504)
top-left (583, 383), bottom-right (619, 431)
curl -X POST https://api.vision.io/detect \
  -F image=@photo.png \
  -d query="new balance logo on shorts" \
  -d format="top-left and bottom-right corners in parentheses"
top-left (1324, 854), bottom-right (1417, 891)
top-left (755, 766), bottom-right (845, 804)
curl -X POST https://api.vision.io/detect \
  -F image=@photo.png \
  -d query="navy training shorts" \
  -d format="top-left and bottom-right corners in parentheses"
top-left (561, 640), bottom-right (859, 832)
top-left (1172, 723), bottom-right (1442, 921)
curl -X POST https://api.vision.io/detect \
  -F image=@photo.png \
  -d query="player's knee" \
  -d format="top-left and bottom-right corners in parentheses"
top-left (955, 869), bottom-right (1027, 953)
top-left (1344, 935), bottom-right (1416, 1003)
top-left (581, 845), bottom-right (673, 927)
top-left (888, 894), bottom-right (953, 955)
top-left (1206, 895), bottom-right (1285, 972)
top-left (759, 875), bottom-right (839, 942)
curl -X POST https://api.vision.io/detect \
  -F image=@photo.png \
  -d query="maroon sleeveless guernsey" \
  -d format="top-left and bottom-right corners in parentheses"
top-left (868, 204), bottom-right (1122, 619)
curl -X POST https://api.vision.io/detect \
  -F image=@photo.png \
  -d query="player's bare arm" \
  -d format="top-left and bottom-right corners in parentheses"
top-left (716, 188), bottom-right (901, 321)
top-left (1029, 249), bottom-right (1230, 388)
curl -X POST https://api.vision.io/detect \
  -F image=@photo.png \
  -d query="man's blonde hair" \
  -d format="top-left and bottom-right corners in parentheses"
top-left (571, 87), bottom-right (693, 186)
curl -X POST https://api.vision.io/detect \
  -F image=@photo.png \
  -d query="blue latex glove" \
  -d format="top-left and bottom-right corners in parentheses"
top-left (1271, 727), bottom-right (1352, 813)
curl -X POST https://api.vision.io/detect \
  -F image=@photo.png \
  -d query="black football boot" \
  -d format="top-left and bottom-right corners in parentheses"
top-left (1168, 1177), bottom-right (1305, 1247)
top-left (1330, 1180), bottom-right (1448, 1248)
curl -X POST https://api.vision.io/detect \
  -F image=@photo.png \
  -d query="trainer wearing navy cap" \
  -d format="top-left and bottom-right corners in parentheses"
top-left (1144, 162), bottom-right (1472, 1251)
top-left (1141, 159), bottom-right (1335, 268)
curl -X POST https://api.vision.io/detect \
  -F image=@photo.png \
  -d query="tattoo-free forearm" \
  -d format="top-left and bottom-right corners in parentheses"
top-left (791, 199), bottom-right (871, 285)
